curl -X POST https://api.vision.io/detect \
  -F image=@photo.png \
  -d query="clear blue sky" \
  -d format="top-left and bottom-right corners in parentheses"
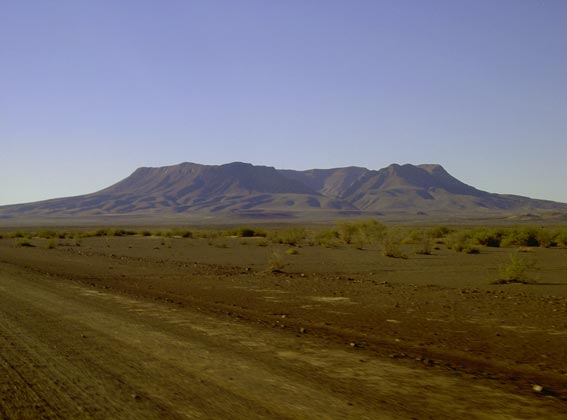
top-left (1, 0), bottom-right (566, 205)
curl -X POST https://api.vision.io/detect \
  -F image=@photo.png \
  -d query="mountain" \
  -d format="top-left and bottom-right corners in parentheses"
top-left (1, 162), bottom-right (565, 223)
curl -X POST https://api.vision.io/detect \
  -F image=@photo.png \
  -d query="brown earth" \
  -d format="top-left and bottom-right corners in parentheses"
top-left (1, 236), bottom-right (567, 419)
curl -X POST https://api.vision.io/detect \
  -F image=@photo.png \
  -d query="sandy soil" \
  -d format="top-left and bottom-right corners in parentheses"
top-left (1, 236), bottom-right (566, 419)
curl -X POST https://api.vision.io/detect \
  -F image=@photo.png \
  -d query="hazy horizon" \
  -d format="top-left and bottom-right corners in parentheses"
top-left (2, 1), bottom-right (566, 206)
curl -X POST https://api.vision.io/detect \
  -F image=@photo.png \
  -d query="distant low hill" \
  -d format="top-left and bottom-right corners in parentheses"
top-left (1, 162), bottom-right (566, 224)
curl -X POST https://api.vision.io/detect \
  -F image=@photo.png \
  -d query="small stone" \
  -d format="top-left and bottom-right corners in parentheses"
top-left (299, 327), bottom-right (306, 334)
top-left (132, 393), bottom-right (142, 401)
top-left (532, 384), bottom-right (543, 393)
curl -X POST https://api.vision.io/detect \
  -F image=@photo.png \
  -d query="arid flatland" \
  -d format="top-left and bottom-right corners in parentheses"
top-left (1, 224), bottom-right (566, 419)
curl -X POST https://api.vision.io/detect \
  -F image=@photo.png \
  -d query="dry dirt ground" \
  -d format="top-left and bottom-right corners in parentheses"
top-left (1, 235), bottom-right (566, 419)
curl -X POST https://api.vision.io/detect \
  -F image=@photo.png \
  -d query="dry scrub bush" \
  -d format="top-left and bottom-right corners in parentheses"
top-left (556, 229), bottom-right (567, 247)
top-left (428, 225), bottom-right (453, 239)
top-left (311, 228), bottom-right (340, 248)
top-left (470, 228), bottom-right (504, 247)
top-left (500, 227), bottom-right (541, 248)
top-left (446, 231), bottom-right (478, 253)
top-left (381, 231), bottom-right (407, 259)
top-left (269, 228), bottom-right (306, 246)
top-left (10, 231), bottom-right (28, 239)
top-left (494, 253), bottom-right (538, 284)
top-left (268, 248), bottom-right (286, 272)
top-left (227, 226), bottom-right (267, 238)
top-left (415, 233), bottom-right (434, 255)
top-left (16, 239), bottom-right (34, 247)
top-left (336, 219), bottom-right (386, 249)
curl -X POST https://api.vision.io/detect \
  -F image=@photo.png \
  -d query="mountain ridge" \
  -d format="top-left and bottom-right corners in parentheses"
top-left (1, 161), bottom-right (565, 222)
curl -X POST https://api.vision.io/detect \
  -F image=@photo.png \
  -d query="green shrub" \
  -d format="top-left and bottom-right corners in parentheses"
top-left (312, 228), bottom-right (340, 248)
top-left (382, 232), bottom-right (407, 259)
top-left (447, 231), bottom-right (473, 252)
top-left (229, 226), bottom-right (266, 238)
top-left (415, 232), bottom-right (434, 255)
top-left (464, 246), bottom-right (480, 254)
top-left (356, 219), bottom-right (387, 245)
top-left (94, 228), bottom-right (110, 237)
top-left (329, 220), bottom-right (387, 248)
top-left (269, 228), bottom-right (306, 246)
top-left (494, 253), bottom-right (537, 284)
top-left (16, 239), bottom-right (34, 247)
top-left (237, 227), bottom-right (255, 237)
top-left (268, 248), bottom-right (286, 272)
top-left (535, 228), bottom-right (556, 248)
top-left (500, 227), bottom-right (540, 247)
top-left (112, 228), bottom-right (135, 237)
top-left (429, 225), bottom-right (453, 239)
top-left (337, 222), bottom-right (358, 244)
top-left (164, 228), bottom-right (193, 238)
top-left (471, 228), bottom-right (503, 247)
top-left (36, 229), bottom-right (57, 239)
top-left (556, 229), bottom-right (567, 247)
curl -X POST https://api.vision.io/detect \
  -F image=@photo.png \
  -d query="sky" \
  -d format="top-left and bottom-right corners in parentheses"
top-left (1, 0), bottom-right (566, 205)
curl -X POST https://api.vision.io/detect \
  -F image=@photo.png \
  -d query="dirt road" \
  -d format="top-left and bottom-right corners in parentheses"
top-left (0, 262), bottom-right (564, 420)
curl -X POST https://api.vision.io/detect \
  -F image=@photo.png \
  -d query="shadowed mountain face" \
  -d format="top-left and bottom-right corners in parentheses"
top-left (1, 162), bottom-right (566, 221)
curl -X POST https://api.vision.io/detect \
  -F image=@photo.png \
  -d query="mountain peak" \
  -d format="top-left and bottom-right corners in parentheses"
top-left (1, 161), bottom-right (565, 222)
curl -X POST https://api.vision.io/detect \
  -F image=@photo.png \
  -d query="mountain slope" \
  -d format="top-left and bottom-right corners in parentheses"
top-left (0, 161), bottom-right (565, 221)
top-left (0, 162), bottom-right (355, 219)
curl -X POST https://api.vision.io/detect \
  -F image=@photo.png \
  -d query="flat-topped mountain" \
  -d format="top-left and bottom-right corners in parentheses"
top-left (1, 162), bottom-right (565, 222)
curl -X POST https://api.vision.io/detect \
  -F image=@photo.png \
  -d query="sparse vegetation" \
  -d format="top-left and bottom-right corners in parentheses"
top-left (268, 248), bottom-right (286, 272)
top-left (413, 230), bottom-right (434, 255)
top-left (470, 228), bottom-right (503, 247)
top-left (16, 239), bottom-right (34, 247)
top-left (269, 228), bottom-right (306, 246)
top-left (311, 228), bottom-right (340, 248)
top-left (381, 231), bottom-right (407, 259)
top-left (494, 253), bottom-right (538, 284)
top-left (2, 224), bottom-right (567, 255)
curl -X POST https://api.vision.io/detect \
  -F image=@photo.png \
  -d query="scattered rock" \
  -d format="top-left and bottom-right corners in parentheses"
top-left (532, 384), bottom-right (543, 393)
top-left (389, 353), bottom-right (407, 359)
top-left (299, 327), bottom-right (306, 334)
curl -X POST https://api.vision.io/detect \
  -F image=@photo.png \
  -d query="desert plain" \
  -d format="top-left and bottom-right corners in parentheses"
top-left (0, 223), bottom-right (566, 419)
